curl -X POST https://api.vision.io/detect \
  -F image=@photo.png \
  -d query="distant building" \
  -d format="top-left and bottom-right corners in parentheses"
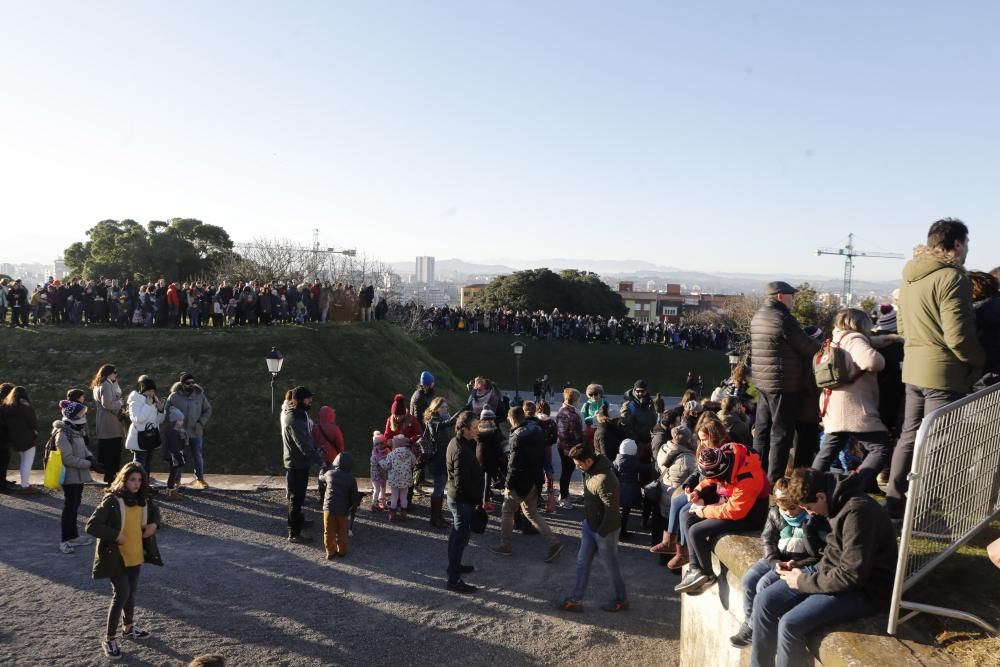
top-left (415, 256), bottom-right (436, 284)
top-left (52, 258), bottom-right (68, 279)
top-left (461, 284), bottom-right (486, 308)
top-left (645, 279), bottom-right (657, 292)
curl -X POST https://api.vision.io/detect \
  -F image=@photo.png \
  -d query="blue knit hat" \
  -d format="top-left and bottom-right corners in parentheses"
top-left (59, 400), bottom-right (86, 422)
top-left (420, 371), bottom-right (435, 386)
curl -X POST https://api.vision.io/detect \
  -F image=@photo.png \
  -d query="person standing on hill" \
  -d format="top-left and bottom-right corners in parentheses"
top-left (886, 219), bottom-right (984, 519)
top-left (1, 386), bottom-right (38, 493)
top-left (166, 372), bottom-right (213, 489)
top-left (750, 281), bottom-right (821, 483)
top-left (283, 386), bottom-right (323, 543)
top-left (91, 364), bottom-right (125, 485)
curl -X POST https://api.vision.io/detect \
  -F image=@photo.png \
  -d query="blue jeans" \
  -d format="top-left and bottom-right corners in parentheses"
top-left (570, 520), bottom-right (627, 602)
top-left (428, 465), bottom-right (447, 498)
top-left (188, 436), bottom-right (205, 480)
top-left (132, 449), bottom-right (149, 471)
top-left (742, 558), bottom-right (782, 621)
top-left (812, 431), bottom-right (889, 487)
top-left (750, 575), bottom-right (874, 667)
top-left (446, 498), bottom-right (472, 583)
top-left (666, 493), bottom-right (692, 546)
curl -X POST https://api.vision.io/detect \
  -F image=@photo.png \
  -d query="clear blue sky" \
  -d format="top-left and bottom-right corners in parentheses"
top-left (2, 1), bottom-right (998, 279)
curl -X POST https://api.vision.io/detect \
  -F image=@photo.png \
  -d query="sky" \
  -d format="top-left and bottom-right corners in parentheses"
top-left (1, 1), bottom-right (998, 280)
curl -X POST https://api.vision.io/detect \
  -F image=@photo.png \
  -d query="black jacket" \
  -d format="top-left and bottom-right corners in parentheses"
top-left (619, 390), bottom-right (658, 444)
top-left (0, 400), bottom-right (38, 452)
top-left (409, 386), bottom-right (434, 424)
top-left (505, 420), bottom-right (545, 498)
top-left (761, 506), bottom-right (828, 567)
top-left (85, 493), bottom-right (164, 579)
top-left (797, 473), bottom-right (898, 607)
top-left (975, 295), bottom-right (1000, 376)
top-left (750, 299), bottom-right (820, 393)
top-left (281, 405), bottom-right (323, 470)
top-left (446, 435), bottom-right (483, 505)
top-left (320, 452), bottom-right (360, 515)
top-left (594, 417), bottom-right (627, 461)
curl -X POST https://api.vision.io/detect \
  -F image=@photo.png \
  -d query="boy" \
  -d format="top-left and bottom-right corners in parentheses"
top-left (321, 452), bottom-right (360, 558)
top-left (164, 407), bottom-right (187, 500)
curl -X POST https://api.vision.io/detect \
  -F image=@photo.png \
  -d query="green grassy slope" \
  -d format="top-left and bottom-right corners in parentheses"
top-left (0, 323), bottom-right (467, 474)
top-left (422, 331), bottom-right (731, 398)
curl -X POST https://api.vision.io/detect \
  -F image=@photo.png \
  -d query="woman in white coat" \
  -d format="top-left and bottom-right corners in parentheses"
top-left (125, 375), bottom-right (165, 474)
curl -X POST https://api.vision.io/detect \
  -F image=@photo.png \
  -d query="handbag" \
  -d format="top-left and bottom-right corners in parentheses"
top-left (470, 505), bottom-right (489, 534)
top-left (137, 424), bottom-right (161, 451)
top-left (44, 449), bottom-right (65, 489)
top-left (642, 479), bottom-right (662, 505)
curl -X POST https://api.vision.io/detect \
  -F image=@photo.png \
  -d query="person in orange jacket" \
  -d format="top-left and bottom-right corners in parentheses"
top-left (675, 441), bottom-right (771, 595)
top-left (314, 405), bottom-right (345, 504)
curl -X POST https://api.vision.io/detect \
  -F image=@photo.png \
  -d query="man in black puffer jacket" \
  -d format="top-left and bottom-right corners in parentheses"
top-left (750, 282), bottom-right (820, 483)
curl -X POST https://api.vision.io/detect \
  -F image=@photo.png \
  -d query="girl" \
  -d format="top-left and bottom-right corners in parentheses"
top-left (55, 399), bottom-right (97, 553)
top-left (1, 386), bottom-right (38, 494)
top-left (85, 462), bottom-right (163, 659)
top-left (369, 431), bottom-right (389, 511)
top-left (380, 434), bottom-right (417, 520)
top-left (555, 388), bottom-right (584, 508)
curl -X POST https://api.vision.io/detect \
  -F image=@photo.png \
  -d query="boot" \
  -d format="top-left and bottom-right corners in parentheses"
top-left (650, 533), bottom-right (677, 555)
top-left (430, 496), bottom-right (448, 528)
top-left (388, 510), bottom-right (397, 522)
top-left (667, 544), bottom-right (688, 574)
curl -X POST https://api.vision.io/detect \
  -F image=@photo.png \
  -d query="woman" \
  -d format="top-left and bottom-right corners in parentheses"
top-left (125, 376), bottom-right (165, 474)
top-left (445, 410), bottom-right (482, 594)
top-left (423, 396), bottom-right (458, 528)
top-left (580, 384), bottom-right (609, 449)
top-left (91, 364), bottom-right (125, 485)
top-left (85, 462), bottom-right (163, 659)
top-left (555, 388), bottom-right (584, 509)
top-left (811, 308), bottom-right (889, 486)
top-left (0, 383), bottom-right (13, 491)
top-left (54, 399), bottom-right (97, 554)
top-left (1, 386), bottom-right (38, 493)
top-left (649, 421), bottom-right (697, 557)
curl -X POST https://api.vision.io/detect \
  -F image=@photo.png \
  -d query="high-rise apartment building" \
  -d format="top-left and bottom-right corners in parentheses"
top-left (415, 256), bottom-right (435, 284)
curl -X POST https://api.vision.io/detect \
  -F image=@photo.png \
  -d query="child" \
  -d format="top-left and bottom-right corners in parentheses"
top-left (613, 439), bottom-right (643, 541)
top-left (475, 408), bottom-right (504, 511)
top-left (85, 462), bottom-right (163, 660)
top-left (320, 452), bottom-right (360, 559)
top-left (380, 434), bottom-right (417, 520)
top-left (730, 477), bottom-right (827, 648)
top-left (313, 405), bottom-right (345, 504)
top-left (369, 431), bottom-right (389, 511)
top-left (164, 407), bottom-right (187, 500)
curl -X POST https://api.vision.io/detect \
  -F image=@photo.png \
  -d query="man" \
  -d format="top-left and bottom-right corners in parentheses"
top-left (558, 445), bottom-right (628, 613)
top-left (619, 379), bottom-right (657, 451)
top-left (749, 468), bottom-right (897, 667)
top-left (282, 386), bottom-right (323, 543)
top-left (410, 371), bottom-right (435, 495)
top-left (445, 410), bottom-right (483, 594)
top-left (750, 281), bottom-right (820, 483)
top-left (886, 219), bottom-right (984, 518)
top-left (166, 372), bottom-right (213, 489)
top-left (490, 406), bottom-right (563, 562)
top-left (8, 279), bottom-right (28, 328)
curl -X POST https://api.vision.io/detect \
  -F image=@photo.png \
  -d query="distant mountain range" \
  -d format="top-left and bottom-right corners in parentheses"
top-left (387, 258), bottom-right (901, 297)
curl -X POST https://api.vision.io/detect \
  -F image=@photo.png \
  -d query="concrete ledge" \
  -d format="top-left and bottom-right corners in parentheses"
top-left (679, 532), bottom-right (955, 666)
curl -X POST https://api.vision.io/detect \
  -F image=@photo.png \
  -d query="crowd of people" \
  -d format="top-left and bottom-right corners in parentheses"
top-left (0, 278), bottom-right (383, 328)
top-left (2, 218), bottom-right (998, 665)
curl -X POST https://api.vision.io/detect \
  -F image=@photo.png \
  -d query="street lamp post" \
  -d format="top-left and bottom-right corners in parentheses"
top-left (511, 340), bottom-right (526, 403)
top-left (727, 348), bottom-right (741, 369)
top-left (266, 347), bottom-right (284, 414)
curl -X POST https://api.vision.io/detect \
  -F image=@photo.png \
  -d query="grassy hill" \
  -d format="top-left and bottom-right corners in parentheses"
top-left (422, 331), bottom-right (731, 398)
top-left (0, 323), bottom-right (467, 475)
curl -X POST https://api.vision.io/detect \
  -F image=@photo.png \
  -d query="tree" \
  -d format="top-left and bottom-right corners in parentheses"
top-left (791, 282), bottom-right (838, 335)
top-left (859, 296), bottom-right (878, 316)
top-left (720, 294), bottom-right (763, 356)
top-left (473, 268), bottom-right (627, 318)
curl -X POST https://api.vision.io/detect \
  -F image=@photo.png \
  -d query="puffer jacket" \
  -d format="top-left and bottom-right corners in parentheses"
top-left (92, 380), bottom-right (124, 439)
top-left (380, 443), bottom-right (417, 489)
top-left (654, 430), bottom-right (696, 491)
top-left (475, 426), bottom-right (505, 475)
top-left (53, 419), bottom-right (94, 485)
top-left (422, 413), bottom-right (457, 477)
top-left (898, 246), bottom-right (984, 393)
top-left (820, 330), bottom-right (887, 434)
top-left (505, 420), bottom-right (546, 498)
top-left (750, 298), bottom-right (820, 393)
top-left (581, 455), bottom-right (621, 537)
top-left (612, 451), bottom-right (643, 507)
top-left (125, 391), bottom-right (165, 452)
top-left (695, 443), bottom-right (769, 521)
top-left (85, 493), bottom-right (163, 579)
top-left (165, 382), bottom-right (213, 439)
top-left (446, 435), bottom-right (483, 505)
top-left (321, 452), bottom-right (359, 515)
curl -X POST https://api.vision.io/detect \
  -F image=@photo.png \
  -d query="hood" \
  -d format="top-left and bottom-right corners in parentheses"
top-left (903, 245), bottom-right (965, 283)
top-left (127, 391), bottom-right (147, 407)
top-left (170, 381), bottom-right (203, 395)
top-left (589, 454), bottom-right (614, 477)
top-left (827, 471), bottom-right (865, 518)
top-left (332, 451), bottom-right (353, 473)
top-left (318, 405), bottom-right (336, 425)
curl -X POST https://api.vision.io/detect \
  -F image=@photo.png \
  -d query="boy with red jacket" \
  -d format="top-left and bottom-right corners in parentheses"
top-left (313, 405), bottom-right (345, 504)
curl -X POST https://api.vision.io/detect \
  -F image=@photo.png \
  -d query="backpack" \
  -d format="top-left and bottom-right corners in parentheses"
top-left (42, 429), bottom-right (59, 468)
top-left (812, 339), bottom-right (852, 390)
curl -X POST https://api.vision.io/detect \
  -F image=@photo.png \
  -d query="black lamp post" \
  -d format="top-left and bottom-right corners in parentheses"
top-left (266, 347), bottom-right (284, 414)
top-left (511, 340), bottom-right (526, 402)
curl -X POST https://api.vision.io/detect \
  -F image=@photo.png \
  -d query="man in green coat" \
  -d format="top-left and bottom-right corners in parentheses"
top-left (886, 219), bottom-right (985, 519)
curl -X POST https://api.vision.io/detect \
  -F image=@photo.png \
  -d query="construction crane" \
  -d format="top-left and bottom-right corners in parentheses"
top-left (815, 233), bottom-right (904, 306)
top-left (233, 229), bottom-right (356, 259)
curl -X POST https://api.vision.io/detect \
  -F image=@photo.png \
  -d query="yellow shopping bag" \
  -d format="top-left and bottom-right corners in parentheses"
top-left (43, 449), bottom-right (65, 489)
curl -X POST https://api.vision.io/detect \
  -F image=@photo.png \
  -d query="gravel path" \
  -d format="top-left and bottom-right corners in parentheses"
top-left (0, 486), bottom-right (680, 666)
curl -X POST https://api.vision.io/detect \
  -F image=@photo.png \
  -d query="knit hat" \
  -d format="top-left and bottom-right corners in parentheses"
top-left (391, 434), bottom-right (409, 449)
top-left (698, 446), bottom-right (734, 480)
top-left (420, 371), bottom-right (435, 386)
top-left (391, 393), bottom-right (406, 416)
top-left (670, 425), bottom-right (693, 449)
top-left (292, 386), bottom-right (314, 401)
top-left (59, 399), bottom-right (86, 422)
top-left (873, 308), bottom-right (898, 334)
top-left (480, 408), bottom-right (496, 421)
top-left (372, 431), bottom-right (385, 446)
top-left (620, 439), bottom-right (638, 457)
top-left (138, 375), bottom-right (156, 393)
top-left (179, 372), bottom-right (195, 384)
top-left (168, 407), bottom-right (185, 423)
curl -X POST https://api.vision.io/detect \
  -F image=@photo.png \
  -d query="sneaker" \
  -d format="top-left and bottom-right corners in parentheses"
top-left (16, 485), bottom-right (40, 495)
top-left (729, 622), bottom-right (753, 648)
top-left (59, 541), bottom-right (75, 554)
top-left (69, 535), bottom-right (93, 546)
top-left (544, 542), bottom-right (564, 563)
top-left (600, 598), bottom-right (630, 612)
top-left (490, 544), bottom-right (513, 556)
top-left (287, 534), bottom-right (315, 544)
top-left (446, 579), bottom-right (477, 594)
top-left (195, 479), bottom-right (209, 489)
top-left (675, 568), bottom-right (716, 594)
top-left (102, 638), bottom-right (121, 658)
top-left (122, 625), bottom-right (150, 639)
top-left (558, 596), bottom-right (583, 612)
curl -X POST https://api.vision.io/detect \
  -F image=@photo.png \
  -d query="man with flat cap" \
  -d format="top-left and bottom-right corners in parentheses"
top-left (750, 281), bottom-right (821, 483)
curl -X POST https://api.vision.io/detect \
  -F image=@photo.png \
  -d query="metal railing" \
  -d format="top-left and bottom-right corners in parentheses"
top-left (888, 382), bottom-right (1000, 635)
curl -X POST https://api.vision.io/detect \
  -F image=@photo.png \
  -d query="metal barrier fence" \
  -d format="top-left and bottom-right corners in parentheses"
top-left (888, 382), bottom-right (1000, 636)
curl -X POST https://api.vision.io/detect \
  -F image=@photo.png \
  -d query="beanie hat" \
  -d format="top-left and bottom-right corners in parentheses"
top-left (420, 371), bottom-right (435, 386)
top-left (391, 434), bottom-right (409, 449)
top-left (872, 308), bottom-right (898, 334)
top-left (292, 386), bottom-right (314, 401)
top-left (633, 379), bottom-right (648, 391)
top-left (138, 375), bottom-right (156, 393)
top-left (698, 446), bottom-right (734, 480)
top-left (372, 431), bottom-right (385, 446)
top-left (59, 399), bottom-right (86, 422)
top-left (480, 408), bottom-right (496, 421)
top-left (620, 439), bottom-right (638, 457)
top-left (391, 393), bottom-right (406, 416)
top-left (670, 425), bottom-right (693, 449)
top-left (168, 407), bottom-right (185, 423)
top-left (179, 372), bottom-right (195, 384)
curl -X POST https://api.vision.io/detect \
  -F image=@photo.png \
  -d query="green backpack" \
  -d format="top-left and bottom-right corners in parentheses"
top-left (813, 338), bottom-right (852, 390)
